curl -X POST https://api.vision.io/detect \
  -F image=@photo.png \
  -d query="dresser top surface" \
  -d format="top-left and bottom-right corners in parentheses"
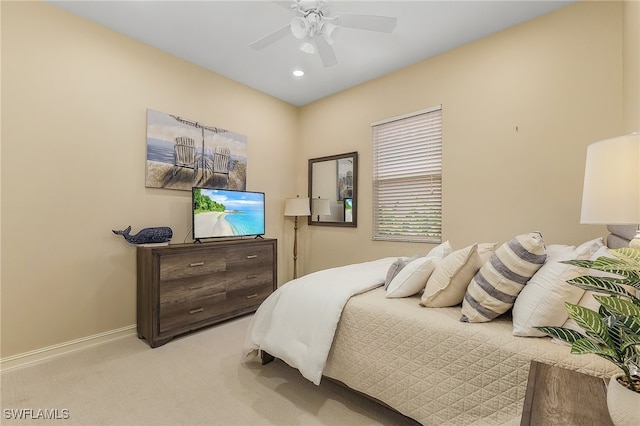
top-left (137, 238), bottom-right (276, 252)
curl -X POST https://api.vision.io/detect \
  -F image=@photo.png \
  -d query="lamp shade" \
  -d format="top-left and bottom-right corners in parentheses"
top-left (580, 132), bottom-right (640, 224)
top-left (312, 198), bottom-right (331, 216)
top-left (284, 197), bottom-right (311, 217)
top-left (290, 17), bottom-right (309, 39)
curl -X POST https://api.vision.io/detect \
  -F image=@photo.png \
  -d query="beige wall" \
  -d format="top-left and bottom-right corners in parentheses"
top-left (624, 0), bottom-right (640, 132)
top-left (1, 0), bottom-right (637, 359)
top-left (1, 1), bottom-right (299, 357)
top-left (297, 0), bottom-right (627, 274)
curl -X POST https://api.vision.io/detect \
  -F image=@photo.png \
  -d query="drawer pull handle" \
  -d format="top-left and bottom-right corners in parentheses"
top-left (188, 285), bottom-right (204, 291)
top-left (189, 262), bottom-right (205, 267)
top-left (247, 275), bottom-right (257, 279)
top-left (189, 308), bottom-right (204, 314)
top-left (246, 255), bottom-right (258, 259)
top-left (246, 293), bottom-right (258, 299)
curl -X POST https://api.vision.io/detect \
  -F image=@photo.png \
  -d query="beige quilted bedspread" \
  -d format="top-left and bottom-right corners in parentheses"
top-left (323, 288), bottom-right (617, 426)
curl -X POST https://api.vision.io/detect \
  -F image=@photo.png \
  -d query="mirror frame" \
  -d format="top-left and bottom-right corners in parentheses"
top-left (308, 152), bottom-right (358, 227)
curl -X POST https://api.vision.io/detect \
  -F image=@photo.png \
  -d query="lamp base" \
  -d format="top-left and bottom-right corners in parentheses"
top-left (629, 227), bottom-right (640, 248)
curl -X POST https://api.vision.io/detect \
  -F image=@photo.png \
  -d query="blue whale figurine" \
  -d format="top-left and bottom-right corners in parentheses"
top-left (112, 226), bottom-right (173, 244)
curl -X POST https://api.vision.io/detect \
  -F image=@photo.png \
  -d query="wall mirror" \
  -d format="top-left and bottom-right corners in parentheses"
top-left (308, 152), bottom-right (358, 227)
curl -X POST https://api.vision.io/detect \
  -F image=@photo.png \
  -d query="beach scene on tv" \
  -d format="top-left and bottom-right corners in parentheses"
top-left (193, 188), bottom-right (265, 239)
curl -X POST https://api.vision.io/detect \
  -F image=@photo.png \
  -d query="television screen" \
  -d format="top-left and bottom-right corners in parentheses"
top-left (192, 187), bottom-right (265, 240)
top-left (344, 198), bottom-right (353, 222)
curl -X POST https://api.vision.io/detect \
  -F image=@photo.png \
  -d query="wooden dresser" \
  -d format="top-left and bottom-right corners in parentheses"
top-left (136, 238), bottom-right (277, 347)
top-left (521, 361), bottom-right (613, 425)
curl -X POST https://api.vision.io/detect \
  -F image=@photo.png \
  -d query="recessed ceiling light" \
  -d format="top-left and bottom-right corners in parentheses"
top-left (292, 69), bottom-right (305, 77)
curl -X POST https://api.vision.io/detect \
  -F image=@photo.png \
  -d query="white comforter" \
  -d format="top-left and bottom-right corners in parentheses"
top-left (242, 257), bottom-right (396, 385)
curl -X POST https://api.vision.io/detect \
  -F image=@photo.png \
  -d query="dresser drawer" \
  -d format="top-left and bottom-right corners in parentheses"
top-left (160, 275), bottom-right (226, 304)
top-left (226, 244), bottom-right (273, 271)
top-left (159, 252), bottom-right (225, 280)
top-left (226, 267), bottom-right (273, 289)
top-left (159, 293), bottom-right (226, 333)
top-left (226, 282), bottom-right (272, 311)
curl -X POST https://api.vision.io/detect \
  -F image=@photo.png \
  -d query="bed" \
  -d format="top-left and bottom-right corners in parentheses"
top-left (322, 288), bottom-right (614, 425)
top-left (243, 229), bottom-right (634, 425)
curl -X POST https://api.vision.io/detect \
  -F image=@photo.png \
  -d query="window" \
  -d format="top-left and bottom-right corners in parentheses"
top-left (372, 106), bottom-right (442, 243)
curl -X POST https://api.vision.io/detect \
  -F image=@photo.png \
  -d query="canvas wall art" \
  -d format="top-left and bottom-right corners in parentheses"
top-left (145, 109), bottom-right (248, 191)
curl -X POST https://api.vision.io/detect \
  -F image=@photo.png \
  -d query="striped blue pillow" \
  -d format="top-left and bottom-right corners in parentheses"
top-left (461, 232), bottom-right (547, 322)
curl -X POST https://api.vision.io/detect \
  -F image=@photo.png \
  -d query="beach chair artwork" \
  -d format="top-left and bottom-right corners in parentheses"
top-left (212, 146), bottom-right (231, 185)
top-left (172, 136), bottom-right (197, 177)
top-left (145, 108), bottom-right (248, 191)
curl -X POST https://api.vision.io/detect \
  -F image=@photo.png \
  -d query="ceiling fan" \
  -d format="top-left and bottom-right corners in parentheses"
top-left (249, 0), bottom-right (397, 67)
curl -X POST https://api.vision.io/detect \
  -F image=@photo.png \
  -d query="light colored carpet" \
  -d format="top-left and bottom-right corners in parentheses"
top-left (1, 315), bottom-right (419, 425)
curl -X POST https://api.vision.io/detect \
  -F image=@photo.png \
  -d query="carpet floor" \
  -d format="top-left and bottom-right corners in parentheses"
top-left (1, 315), bottom-right (419, 425)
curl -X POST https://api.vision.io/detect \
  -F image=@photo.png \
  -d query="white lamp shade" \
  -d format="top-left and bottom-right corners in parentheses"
top-left (284, 197), bottom-right (311, 217)
top-left (312, 198), bottom-right (331, 216)
top-left (580, 132), bottom-right (640, 224)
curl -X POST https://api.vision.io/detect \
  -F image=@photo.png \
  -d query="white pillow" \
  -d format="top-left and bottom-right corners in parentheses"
top-left (560, 245), bottom-right (617, 334)
top-left (544, 244), bottom-right (575, 258)
top-left (386, 241), bottom-right (452, 298)
top-left (461, 232), bottom-right (547, 322)
top-left (420, 242), bottom-right (496, 307)
top-left (384, 255), bottom-right (419, 290)
top-left (428, 240), bottom-right (453, 259)
top-left (575, 237), bottom-right (605, 256)
top-left (559, 290), bottom-right (601, 337)
top-left (512, 245), bottom-right (588, 337)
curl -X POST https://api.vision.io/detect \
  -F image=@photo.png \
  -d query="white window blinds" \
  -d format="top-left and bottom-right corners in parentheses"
top-left (372, 106), bottom-right (442, 242)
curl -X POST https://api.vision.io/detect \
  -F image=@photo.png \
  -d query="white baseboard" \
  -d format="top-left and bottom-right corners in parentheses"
top-left (0, 324), bottom-right (137, 372)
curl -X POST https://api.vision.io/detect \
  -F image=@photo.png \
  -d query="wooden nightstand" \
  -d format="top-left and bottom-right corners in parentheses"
top-left (521, 361), bottom-right (613, 425)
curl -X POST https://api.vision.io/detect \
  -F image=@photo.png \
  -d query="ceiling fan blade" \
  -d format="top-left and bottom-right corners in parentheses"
top-left (314, 35), bottom-right (337, 67)
top-left (249, 24), bottom-right (291, 50)
top-left (335, 13), bottom-right (397, 33)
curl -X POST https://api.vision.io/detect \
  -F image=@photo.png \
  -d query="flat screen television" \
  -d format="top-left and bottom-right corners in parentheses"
top-left (192, 187), bottom-right (265, 241)
top-left (344, 198), bottom-right (353, 223)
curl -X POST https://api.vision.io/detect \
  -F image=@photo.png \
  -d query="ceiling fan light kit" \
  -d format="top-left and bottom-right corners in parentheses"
top-left (249, 0), bottom-right (397, 68)
top-left (291, 16), bottom-right (311, 39)
top-left (299, 41), bottom-right (315, 54)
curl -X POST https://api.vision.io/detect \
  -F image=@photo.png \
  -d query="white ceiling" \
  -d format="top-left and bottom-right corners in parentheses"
top-left (48, 1), bottom-right (575, 106)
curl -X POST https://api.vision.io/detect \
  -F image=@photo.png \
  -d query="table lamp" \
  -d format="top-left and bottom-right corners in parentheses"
top-left (580, 131), bottom-right (640, 247)
top-left (312, 197), bottom-right (331, 221)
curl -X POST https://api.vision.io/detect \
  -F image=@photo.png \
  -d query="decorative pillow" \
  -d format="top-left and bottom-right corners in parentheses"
top-left (461, 232), bottom-right (547, 322)
top-left (544, 244), bottom-right (574, 259)
top-left (384, 255), bottom-right (420, 290)
top-left (386, 241), bottom-right (452, 298)
top-left (512, 245), bottom-right (588, 337)
top-left (420, 242), bottom-right (496, 307)
top-left (574, 237), bottom-right (605, 257)
top-left (558, 290), bottom-right (601, 338)
top-left (559, 245), bottom-right (616, 334)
